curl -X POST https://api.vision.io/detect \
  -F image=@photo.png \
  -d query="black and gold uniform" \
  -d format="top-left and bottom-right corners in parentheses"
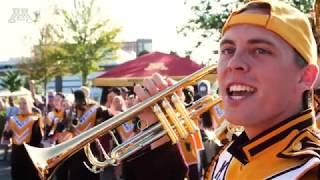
top-left (44, 109), bottom-right (65, 141)
top-left (3, 113), bottom-right (42, 180)
top-left (206, 109), bottom-right (320, 180)
top-left (122, 142), bottom-right (188, 180)
top-left (46, 109), bottom-right (70, 180)
top-left (179, 131), bottom-right (204, 180)
top-left (66, 90), bottom-right (111, 180)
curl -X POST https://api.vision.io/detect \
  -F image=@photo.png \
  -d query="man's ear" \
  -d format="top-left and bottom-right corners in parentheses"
top-left (300, 64), bottom-right (319, 88)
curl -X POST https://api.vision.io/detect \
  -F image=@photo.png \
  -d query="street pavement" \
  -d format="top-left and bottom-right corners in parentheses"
top-left (0, 161), bottom-right (10, 180)
top-left (0, 147), bottom-right (11, 180)
top-left (0, 147), bottom-right (116, 180)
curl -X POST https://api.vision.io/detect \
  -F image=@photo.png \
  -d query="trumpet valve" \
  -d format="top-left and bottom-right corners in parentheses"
top-left (153, 104), bottom-right (179, 144)
top-left (171, 94), bottom-right (199, 134)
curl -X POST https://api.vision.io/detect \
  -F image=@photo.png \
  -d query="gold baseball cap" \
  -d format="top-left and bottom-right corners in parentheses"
top-left (222, 0), bottom-right (317, 64)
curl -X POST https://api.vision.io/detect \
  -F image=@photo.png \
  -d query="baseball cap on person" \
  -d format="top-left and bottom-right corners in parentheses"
top-left (222, 0), bottom-right (317, 65)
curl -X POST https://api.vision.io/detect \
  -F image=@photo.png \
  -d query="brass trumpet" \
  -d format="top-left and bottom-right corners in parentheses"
top-left (25, 64), bottom-right (230, 180)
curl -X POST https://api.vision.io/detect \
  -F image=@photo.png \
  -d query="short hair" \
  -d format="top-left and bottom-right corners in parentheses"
top-left (56, 92), bottom-right (65, 99)
top-left (108, 87), bottom-right (121, 96)
top-left (121, 87), bottom-right (129, 94)
top-left (74, 90), bottom-right (86, 105)
top-left (294, 50), bottom-right (308, 68)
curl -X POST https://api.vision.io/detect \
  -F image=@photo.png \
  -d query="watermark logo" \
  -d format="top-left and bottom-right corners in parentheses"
top-left (8, 8), bottom-right (32, 23)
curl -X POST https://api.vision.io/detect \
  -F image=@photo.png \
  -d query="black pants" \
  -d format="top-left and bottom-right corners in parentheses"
top-left (55, 158), bottom-right (71, 180)
top-left (122, 142), bottom-right (188, 180)
top-left (69, 150), bottom-right (100, 180)
top-left (11, 145), bottom-right (40, 180)
top-left (188, 163), bottom-right (202, 180)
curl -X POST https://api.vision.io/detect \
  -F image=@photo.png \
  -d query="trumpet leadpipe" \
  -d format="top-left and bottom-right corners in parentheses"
top-left (24, 64), bottom-right (217, 179)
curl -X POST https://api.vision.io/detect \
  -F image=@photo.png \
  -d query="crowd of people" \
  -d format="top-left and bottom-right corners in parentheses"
top-left (0, 87), bottom-right (104, 180)
top-left (1, 0), bottom-right (320, 179)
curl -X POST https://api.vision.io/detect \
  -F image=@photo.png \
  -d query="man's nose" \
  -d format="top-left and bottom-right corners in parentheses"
top-left (226, 49), bottom-right (249, 72)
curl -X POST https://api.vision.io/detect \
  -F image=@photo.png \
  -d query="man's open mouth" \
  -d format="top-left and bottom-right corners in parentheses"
top-left (227, 84), bottom-right (256, 100)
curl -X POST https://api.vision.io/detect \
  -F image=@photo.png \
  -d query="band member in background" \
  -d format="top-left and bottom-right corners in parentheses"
top-left (5, 96), bottom-right (19, 121)
top-left (1, 96), bottom-right (42, 180)
top-left (122, 138), bottom-right (188, 180)
top-left (180, 85), bottom-right (206, 180)
top-left (46, 90), bottom-right (56, 113)
top-left (110, 95), bottom-right (136, 141)
top-left (80, 86), bottom-right (90, 99)
top-left (42, 93), bottom-right (68, 145)
top-left (120, 87), bottom-right (130, 102)
top-left (107, 94), bottom-right (134, 179)
top-left (42, 92), bottom-right (73, 180)
top-left (121, 79), bottom-right (188, 180)
top-left (105, 87), bottom-right (122, 108)
top-left (29, 80), bottom-right (55, 115)
top-left (67, 89), bottom-right (112, 180)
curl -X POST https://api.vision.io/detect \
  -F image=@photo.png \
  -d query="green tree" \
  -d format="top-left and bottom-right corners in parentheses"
top-left (178, 0), bottom-right (314, 64)
top-left (54, 0), bottom-right (121, 85)
top-left (17, 24), bottom-right (69, 94)
top-left (0, 71), bottom-right (24, 92)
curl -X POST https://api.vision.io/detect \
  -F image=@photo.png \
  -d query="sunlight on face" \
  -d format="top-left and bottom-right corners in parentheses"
top-left (19, 96), bottom-right (33, 114)
top-left (53, 95), bottom-right (64, 110)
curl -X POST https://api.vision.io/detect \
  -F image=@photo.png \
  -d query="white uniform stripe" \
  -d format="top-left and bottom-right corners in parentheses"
top-left (14, 128), bottom-right (31, 144)
top-left (12, 116), bottom-right (32, 128)
top-left (269, 157), bottom-right (320, 180)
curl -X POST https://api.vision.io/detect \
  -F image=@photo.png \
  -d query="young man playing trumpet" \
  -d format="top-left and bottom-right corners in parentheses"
top-left (135, 0), bottom-right (320, 179)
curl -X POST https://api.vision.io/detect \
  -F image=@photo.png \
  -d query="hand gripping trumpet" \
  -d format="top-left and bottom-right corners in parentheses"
top-left (24, 64), bottom-right (231, 179)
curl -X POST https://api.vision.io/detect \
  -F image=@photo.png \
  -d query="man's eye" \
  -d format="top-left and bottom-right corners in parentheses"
top-left (254, 48), bottom-right (271, 55)
top-left (221, 48), bottom-right (235, 55)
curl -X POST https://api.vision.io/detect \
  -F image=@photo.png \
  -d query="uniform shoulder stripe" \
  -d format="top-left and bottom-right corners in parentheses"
top-left (278, 129), bottom-right (320, 160)
top-left (266, 157), bottom-right (320, 179)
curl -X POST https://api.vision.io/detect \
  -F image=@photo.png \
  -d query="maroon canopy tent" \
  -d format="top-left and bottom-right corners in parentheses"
top-left (93, 52), bottom-right (215, 87)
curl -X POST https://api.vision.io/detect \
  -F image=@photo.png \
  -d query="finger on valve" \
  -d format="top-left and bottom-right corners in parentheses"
top-left (165, 77), bottom-right (185, 102)
top-left (152, 73), bottom-right (169, 91)
top-left (134, 84), bottom-right (150, 101)
top-left (134, 81), bottom-right (159, 129)
top-left (142, 78), bottom-right (159, 95)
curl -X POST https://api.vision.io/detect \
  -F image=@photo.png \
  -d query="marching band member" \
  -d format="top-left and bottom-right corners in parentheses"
top-left (43, 92), bottom-right (73, 180)
top-left (105, 87), bottom-right (122, 108)
top-left (1, 96), bottom-right (42, 180)
top-left (42, 92), bottom-right (69, 145)
top-left (205, 0), bottom-right (320, 179)
top-left (135, 1), bottom-right (320, 179)
top-left (179, 85), bottom-right (206, 180)
top-left (110, 95), bottom-right (135, 141)
top-left (123, 78), bottom-right (189, 180)
top-left (66, 89), bottom-right (111, 180)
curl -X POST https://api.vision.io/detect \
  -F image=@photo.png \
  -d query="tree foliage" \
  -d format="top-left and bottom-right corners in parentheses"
top-left (178, 0), bottom-right (314, 64)
top-left (54, 0), bottom-right (121, 85)
top-left (0, 71), bottom-right (24, 92)
top-left (17, 24), bottom-right (69, 94)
